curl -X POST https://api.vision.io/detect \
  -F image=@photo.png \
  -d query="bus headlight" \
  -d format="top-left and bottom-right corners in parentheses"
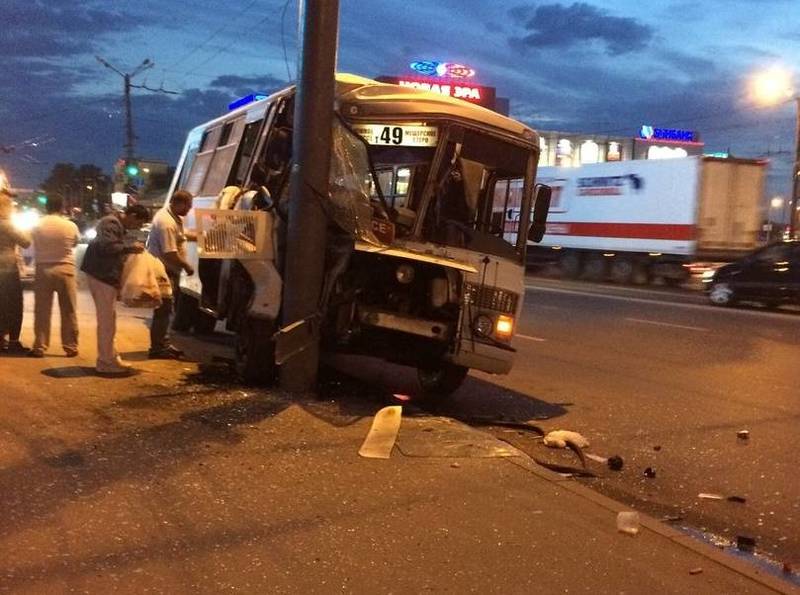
top-left (396, 263), bottom-right (415, 284)
top-left (472, 315), bottom-right (493, 337)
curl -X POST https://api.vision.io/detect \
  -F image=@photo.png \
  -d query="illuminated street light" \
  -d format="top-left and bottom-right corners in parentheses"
top-left (771, 196), bottom-right (784, 209)
top-left (750, 66), bottom-right (799, 236)
top-left (750, 67), bottom-right (793, 105)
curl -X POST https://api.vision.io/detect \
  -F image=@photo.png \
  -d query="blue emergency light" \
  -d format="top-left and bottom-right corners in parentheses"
top-left (228, 92), bottom-right (268, 111)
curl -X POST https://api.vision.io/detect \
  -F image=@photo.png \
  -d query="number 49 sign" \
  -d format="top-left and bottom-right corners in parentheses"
top-left (353, 124), bottom-right (438, 147)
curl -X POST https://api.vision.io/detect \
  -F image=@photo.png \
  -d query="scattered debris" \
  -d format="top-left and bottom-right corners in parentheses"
top-left (533, 458), bottom-right (596, 478)
top-left (736, 535), bottom-right (756, 552)
top-left (698, 493), bottom-right (724, 500)
top-left (737, 430), bottom-right (750, 441)
top-left (662, 515), bottom-right (683, 523)
top-left (585, 453), bottom-right (608, 464)
top-left (688, 567), bottom-right (703, 575)
top-left (450, 462), bottom-right (461, 469)
top-left (607, 455), bottom-right (624, 471)
top-left (616, 511), bottom-right (640, 536)
top-left (543, 430), bottom-right (589, 449)
top-left (643, 467), bottom-right (657, 478)
top-left (358, 406), bottom-right (402, 459)
top-left (726, 495), bottom-right (747, 504)
top-left (653, 445), bottom-right (662, 451)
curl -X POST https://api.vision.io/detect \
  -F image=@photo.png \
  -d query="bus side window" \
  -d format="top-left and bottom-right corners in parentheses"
top-left (228, 119), bottom-right (265, 187)
top-left (200, 117), bottom-right (246, 197)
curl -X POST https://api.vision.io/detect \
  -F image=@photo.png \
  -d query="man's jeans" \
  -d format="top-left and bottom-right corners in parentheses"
top-left (150, 273), bottom-right (180, 351)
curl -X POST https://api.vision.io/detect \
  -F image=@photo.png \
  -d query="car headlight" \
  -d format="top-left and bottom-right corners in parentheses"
top-left (701, 270), bottom-right (715, 281)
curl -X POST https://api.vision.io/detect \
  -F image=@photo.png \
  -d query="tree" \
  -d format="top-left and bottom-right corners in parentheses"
top-left (41, 162), bottom-right (111, 216)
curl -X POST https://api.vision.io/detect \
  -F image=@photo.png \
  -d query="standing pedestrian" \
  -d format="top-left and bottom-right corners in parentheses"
top-left (0, 189), bottom-right (31, 354)
top-left (146, 189), bottom-right (195, 359)
top-left (80, 205), bottom-right (151, 374)
top-left (29, 195), bottom-right (81, 358)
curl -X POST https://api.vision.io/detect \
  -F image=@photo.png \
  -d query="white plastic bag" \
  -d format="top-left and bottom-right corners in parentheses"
top-left (120, 253), bottom-right (163, 308)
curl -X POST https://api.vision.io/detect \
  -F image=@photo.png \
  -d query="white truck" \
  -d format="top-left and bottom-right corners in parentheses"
top-left (522, 156), bottom-right (767, 284)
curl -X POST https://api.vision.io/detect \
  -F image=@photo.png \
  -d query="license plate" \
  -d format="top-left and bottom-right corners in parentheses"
top-left (353, 124), bottom-right (438, 147)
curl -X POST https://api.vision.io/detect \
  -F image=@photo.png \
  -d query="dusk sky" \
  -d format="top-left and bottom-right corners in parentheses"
top-left (3, 0), bottom-right (799, 208)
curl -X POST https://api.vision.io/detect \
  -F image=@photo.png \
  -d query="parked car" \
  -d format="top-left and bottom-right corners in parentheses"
top-left (702, 239), bottom-right (800, 307)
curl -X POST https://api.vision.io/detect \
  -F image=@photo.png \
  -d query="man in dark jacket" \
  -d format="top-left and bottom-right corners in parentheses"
top-left (80, 204), bottom-right (150, 374)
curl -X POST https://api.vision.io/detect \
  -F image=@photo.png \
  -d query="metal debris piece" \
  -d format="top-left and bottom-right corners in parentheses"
top-left (644, 467), bottom-right (656, 478)
top-left (662, 515), bottom-right (683, 523)
top-left (532, 458), bottom-right (596, 478)
top-left (736, 535), bottom-right (756, 552)
top-left (698, 493), bottom-right (724, 500)
top-left (585, 453), bottom-right (608, 464)
top-left (689, 568), bottom-right (703, 575)
top-left (653, 445), bottom-right (662, 451)
top-left (358, 406), bottom-right (402, 459)
top-left (607, 455), bottom-right (624, 471)
top-left (737, 430), bottom-right (750, 440)
top-left (726, 495), bottom-right (747, 504)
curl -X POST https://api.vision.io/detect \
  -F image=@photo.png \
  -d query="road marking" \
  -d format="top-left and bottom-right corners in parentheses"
top-left (516, 334), bottom-right (546, 342)
top-left (625, 317), bottom-right (709, 332)
top-left (524, 284), bottom-right (800, 323)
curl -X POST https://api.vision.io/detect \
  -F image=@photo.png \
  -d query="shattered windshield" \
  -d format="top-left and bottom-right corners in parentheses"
top-left (421, 129), bottom-right (532, 261)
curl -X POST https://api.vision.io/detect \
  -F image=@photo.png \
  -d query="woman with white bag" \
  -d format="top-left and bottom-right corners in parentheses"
top-left (80, 204), bottom-right (151, 375)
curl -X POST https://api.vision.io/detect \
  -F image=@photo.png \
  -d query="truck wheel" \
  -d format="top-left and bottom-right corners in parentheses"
top-left (236, 316), bottom-right (277, 385)
top-left (194, 310), bottom-right (217, 335)
top-left (559, 251), bottom-right (583, 279)
top-left (709, 283), bottom-right (735, 306)
top-left (417, 363), bottom-right (468, 402)
top-left (172, 293), bottom-right (198, 332)
top-left (582, 255), bottom-right (608, 282)
top-left (609, 258), bottom-right (635, 284)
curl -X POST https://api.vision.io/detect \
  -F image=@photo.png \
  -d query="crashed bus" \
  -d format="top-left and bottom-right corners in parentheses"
top-left (168, 74), bottom-right (550, 398)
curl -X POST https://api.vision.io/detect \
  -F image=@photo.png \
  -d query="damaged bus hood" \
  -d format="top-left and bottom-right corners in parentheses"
top-left (354, 240), bottom-right (478, 273)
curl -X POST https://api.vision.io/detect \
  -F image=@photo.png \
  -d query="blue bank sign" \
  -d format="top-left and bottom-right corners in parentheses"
top-left (639, 125), bottom-right (697, 143)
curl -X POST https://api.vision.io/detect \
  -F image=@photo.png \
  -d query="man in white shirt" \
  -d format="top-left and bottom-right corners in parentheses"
top-left (29, 195), bottom-right (81, 358)
top-left (146, 189), bottom-right (195, 359)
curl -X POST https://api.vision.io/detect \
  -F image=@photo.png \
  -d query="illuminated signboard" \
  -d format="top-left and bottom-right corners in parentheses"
top-left (639, 125), bottom-right (697, 143)
top-left (409, 60), bottom-right (476, 79)
top-left (376, 75), bottom-right (496, 110)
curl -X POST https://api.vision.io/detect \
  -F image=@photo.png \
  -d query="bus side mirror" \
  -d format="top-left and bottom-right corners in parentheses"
top-left (527, 184), bottom-right (552, 243)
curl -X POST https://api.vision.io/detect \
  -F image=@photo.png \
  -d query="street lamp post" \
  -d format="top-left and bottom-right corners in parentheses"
top-left (791, 97), bottom-right (800, 236)
top-left (750, 67), bottom-right (799, 237)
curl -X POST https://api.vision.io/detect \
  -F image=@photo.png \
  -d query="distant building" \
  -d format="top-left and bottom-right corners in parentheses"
top-left (536, 125), bottom-right (705, 167)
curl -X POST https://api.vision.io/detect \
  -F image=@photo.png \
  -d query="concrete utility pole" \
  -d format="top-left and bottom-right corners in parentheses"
top-left (280, 0), bottom-right (340, 392)
top-left (95, 57), bottom-right (178, 161)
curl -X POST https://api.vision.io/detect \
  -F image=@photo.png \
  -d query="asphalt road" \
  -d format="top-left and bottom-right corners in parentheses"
top-left (333, 277), bottom-right (800, 567)
top-left (490, 278), bottom-right (800, 564)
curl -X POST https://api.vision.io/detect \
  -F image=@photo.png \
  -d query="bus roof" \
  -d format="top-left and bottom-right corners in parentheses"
top-left (191, 73), bottom-right (538, 146)
top-left (334, 73), bottom-right (538, 145)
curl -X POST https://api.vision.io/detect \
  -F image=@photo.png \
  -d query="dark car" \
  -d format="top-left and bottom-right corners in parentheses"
top-left (703, 239), bottom-right (800, 307)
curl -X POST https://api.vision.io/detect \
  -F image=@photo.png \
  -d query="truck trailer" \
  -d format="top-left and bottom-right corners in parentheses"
top-left (520, 156), bottom-right (767, 285)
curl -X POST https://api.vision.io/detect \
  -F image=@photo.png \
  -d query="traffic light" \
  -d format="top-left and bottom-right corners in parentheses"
top-left (125, 161), bottom-right (140, 177)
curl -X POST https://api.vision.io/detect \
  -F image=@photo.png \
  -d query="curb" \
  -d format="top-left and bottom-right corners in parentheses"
top-left (504, 455), bottom-right (797, 594)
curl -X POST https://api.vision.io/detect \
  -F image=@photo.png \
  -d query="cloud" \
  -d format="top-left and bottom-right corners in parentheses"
top-left (509, 2), bottom-right (654, 55)
top-left (208, 74), bottom-right (286, 97)
top-left (2, 1), bottom-right (146, 57)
